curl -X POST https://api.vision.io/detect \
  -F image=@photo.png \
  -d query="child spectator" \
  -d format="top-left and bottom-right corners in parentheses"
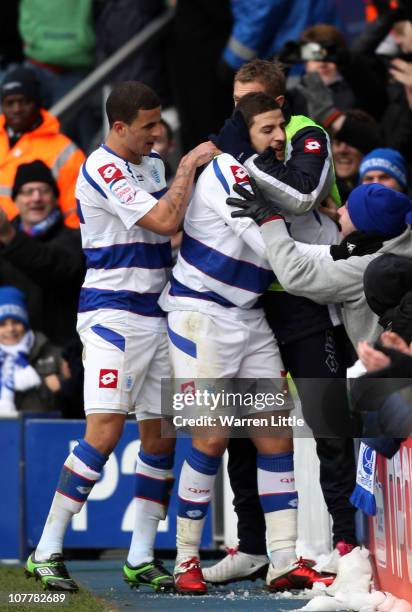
top-left (0, 286), bottom-right (62, 415)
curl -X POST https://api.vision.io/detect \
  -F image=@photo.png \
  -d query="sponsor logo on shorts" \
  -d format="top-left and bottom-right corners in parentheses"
top-left (230, 165), bottom-right (250, 184)
top-left (181, 380), bottom-right (196, 394)
top-left (99, 369), bottom-right (118, 388)
top-left (98, 163), bottom-right (124, 183)
top-left (304, 138), bottom-right (321, 154)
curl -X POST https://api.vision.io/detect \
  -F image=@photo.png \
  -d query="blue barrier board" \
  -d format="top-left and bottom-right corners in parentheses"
top-left (24, 420), bottom-right (213, 550)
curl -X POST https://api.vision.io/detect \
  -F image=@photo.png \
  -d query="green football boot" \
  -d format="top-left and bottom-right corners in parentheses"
top-left (25, 553), bottom-right (79, 592)
top-left (123, 559), bottom-right (175, 592)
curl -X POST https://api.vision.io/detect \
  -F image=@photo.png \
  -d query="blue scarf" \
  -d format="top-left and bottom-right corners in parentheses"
top-left (350, 441), bottom-right (377, 516)
top-left (0, 331), bottom-right (40, 414)
top-left (20, 208), bottom-right (61, 237)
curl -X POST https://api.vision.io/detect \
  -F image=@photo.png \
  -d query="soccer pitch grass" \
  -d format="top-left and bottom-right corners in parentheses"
top-left (0, 566), bottom-right (111, 612)
top-left (0, 561), bottom-right (312, 611)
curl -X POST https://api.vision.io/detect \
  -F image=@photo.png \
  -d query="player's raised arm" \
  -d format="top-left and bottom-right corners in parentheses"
top-left (137, 141), bottom-right (218, 235)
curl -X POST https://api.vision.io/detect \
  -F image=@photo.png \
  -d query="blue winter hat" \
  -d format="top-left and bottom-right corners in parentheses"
top-left (0, 286), bottom-right (29, 328)
top-left (359, 148), bottom-right (407, 191)
top-left (347, 184), bottom-right (412, 236)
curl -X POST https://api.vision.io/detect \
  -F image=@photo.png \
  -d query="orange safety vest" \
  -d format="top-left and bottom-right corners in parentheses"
top-left (0, 109), bottom-right (85, 228)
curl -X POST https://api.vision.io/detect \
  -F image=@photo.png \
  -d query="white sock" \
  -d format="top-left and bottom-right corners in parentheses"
top-left (35, 447), bottom-right (103, 560)
top-left (127, 451), bottom-right (174, 567)
top-left (176, 448), bottom-right (221, 564)
top-left (257, 452), bottom-right (298, 568)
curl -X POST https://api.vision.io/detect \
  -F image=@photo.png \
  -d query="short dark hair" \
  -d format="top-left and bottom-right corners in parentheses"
top-left (106, 81), bottom-right (161, 127)
top-left (235, 59), bottom-right (286, 98)
top-left (236, 92), bottom-right (281, 128)
top-left (301, 24), bottom-right (347, 50)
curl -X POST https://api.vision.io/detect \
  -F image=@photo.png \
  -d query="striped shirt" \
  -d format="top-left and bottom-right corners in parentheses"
top-left (159, 153), bottom-right (275, 319)
top-left (76, 144), bottom-right (171, 332)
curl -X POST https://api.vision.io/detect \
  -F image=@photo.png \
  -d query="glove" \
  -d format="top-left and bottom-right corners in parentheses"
top-left (227, 176), bottom-right (284, 226)
top-left (330, 231), bottom-right (384, 261)
top-left (209, 109), bottom-right (254, 164)
top-left (295, 71), bottom-right (341, 127)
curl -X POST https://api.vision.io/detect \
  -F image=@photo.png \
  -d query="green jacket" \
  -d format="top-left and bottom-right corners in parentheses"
top-left (19, 0), bottom-right (95, 69)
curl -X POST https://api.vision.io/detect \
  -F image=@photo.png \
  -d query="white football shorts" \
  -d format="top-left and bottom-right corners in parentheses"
top-left (166, 310), bottom-right (287, 413)
top-left (79, 323), bottom-right (170, 421)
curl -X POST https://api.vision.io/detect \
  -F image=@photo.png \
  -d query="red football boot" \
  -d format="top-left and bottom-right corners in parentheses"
top-left (174, 557), bottom-right (207, 595)
top-left (266, 557), bottom-right (335, 591)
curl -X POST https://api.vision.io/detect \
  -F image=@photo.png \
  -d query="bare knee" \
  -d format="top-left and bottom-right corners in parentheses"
top-left (138, 418), bottom-right (176, 456)
top-left (85, 413), bottom-right (126, 455)
top-left (193, 437), bottom-right (227, 457)
top-left (141, 437), bottom-right (175, 455)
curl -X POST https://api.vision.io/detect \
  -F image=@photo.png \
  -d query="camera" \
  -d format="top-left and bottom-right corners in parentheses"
top-left (277, 40), bottom-right (340, 66)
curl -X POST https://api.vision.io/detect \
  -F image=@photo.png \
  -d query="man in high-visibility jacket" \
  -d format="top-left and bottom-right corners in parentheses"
top-left (0, 67), bottom-right (85, 228)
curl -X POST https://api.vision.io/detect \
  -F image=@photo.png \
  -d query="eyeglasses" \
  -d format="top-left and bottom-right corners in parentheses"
top-left (18, 186), bottom-right (53, 197)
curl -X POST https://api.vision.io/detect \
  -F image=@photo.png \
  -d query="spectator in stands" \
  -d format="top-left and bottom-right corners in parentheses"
top-left (288, 24), bottom-right (387, 121)
top-left (359, 148), bottom-right (408, 193)
top-left (0, 160), bottom-right (84, 347)
top-left (0, 286), bottom-right (62, 415)
top-left (351, 4), bottom-right (412, 163)
top-left (18, 0), bottom-right (99, 151)
top-left (330, 110), bottom-right (382, 201)
top-left (0, 68), bottom-right (85, 227)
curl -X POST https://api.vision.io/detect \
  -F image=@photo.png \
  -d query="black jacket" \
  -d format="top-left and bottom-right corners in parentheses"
top-left (15, 331), bottom-right (61, 412)
top-left (0, 217), bottom-right (85, 346)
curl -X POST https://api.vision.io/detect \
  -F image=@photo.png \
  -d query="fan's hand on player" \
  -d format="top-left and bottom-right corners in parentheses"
top-left (227, 177), bottom-right (284, 226)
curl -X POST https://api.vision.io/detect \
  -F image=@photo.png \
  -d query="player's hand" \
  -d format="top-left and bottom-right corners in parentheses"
top-left (330, 231), bottom-right (384, 261)
top-left (185, 141), bottom-right (219, 167)
top-left (210, 110), bottom-right (255, 164)
top-left (227, 177), bottom-right (284, 226)
top-left (0, 207), bottom-right (15, 244)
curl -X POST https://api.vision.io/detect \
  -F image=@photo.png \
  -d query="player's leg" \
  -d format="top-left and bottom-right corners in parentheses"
top-left (27, 327), bottom-right (128, 591)
top-left (123, 331), bottom-right (176, 592)
top-left (167, 310), bottom-right (240, 594)
top-left (246, 317), bottom-right (333, 590)
top-left (174, 435), bottom-right (227, 593)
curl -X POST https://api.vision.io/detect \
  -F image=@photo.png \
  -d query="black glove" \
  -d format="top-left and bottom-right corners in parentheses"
top-left (330, 231), bottom-right (384, 260)
top-left (227, 176), bottom-right (284, 226)
top-left (209, 109), bottom-right (255, 164)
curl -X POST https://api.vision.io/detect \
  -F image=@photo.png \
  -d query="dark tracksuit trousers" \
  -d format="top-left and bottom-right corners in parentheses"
top-left (227, 325), bottom-right (358, 554)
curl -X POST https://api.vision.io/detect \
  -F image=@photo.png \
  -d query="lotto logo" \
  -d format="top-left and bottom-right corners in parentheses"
top-left (304, 138), bottom-right (321, 154)
top-left (230, 165), bottom-right (250, 183)
top-left (98, 163), bottom-right (124, 183)
top-left (181, 380), bottom-right (195, 394)
top-left (99, 369), bottom-right (118, 388)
